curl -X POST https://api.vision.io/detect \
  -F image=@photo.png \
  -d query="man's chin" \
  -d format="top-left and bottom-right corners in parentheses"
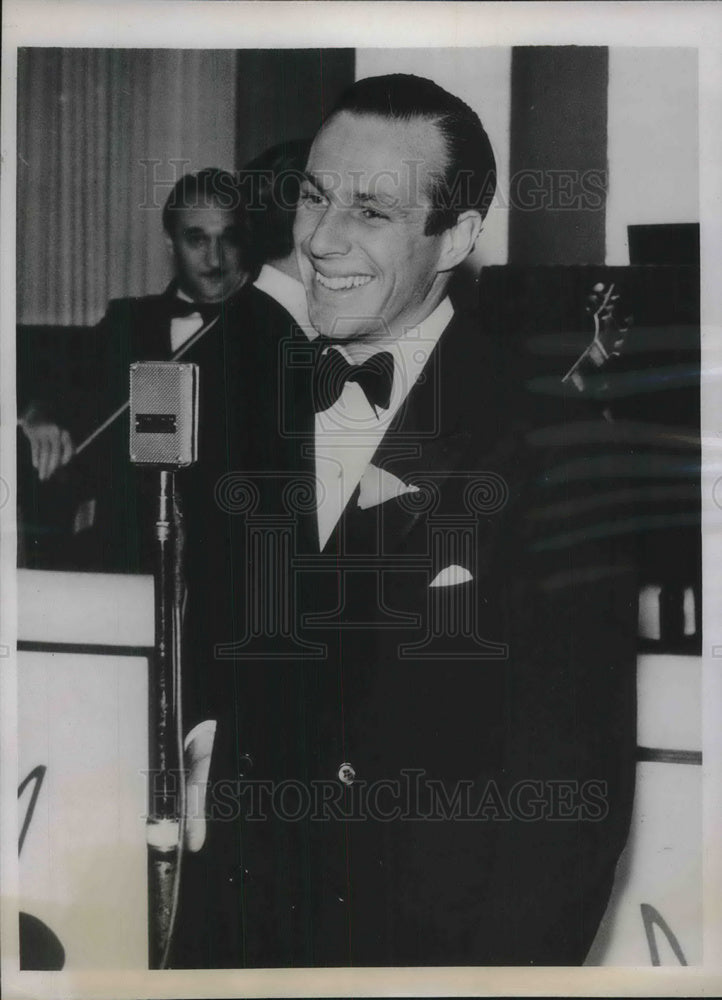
top-left (308, 301), bottom-right (376, 341)
top-left (195, 280), bottom-right (241, 304)
top-left (312, 315), bottom-right (388, 343)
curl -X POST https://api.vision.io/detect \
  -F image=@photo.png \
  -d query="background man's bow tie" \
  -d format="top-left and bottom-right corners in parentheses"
top-left (168, 297), bottom-right (224, 325)
top-left (313, 344), bottom-right (394, 413)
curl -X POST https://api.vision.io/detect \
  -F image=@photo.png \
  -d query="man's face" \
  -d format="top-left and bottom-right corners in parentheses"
top-left (167, 204), bottom-right (246, 303)
top-left (294, 112), bottom-right (451, 341)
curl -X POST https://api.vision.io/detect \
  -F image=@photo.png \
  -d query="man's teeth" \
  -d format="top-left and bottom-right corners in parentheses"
top-left (315, 272), bottom-right (372, 290)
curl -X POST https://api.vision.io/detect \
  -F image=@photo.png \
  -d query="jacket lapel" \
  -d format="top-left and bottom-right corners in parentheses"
top-left (363, 310), bottom-right (493, 551)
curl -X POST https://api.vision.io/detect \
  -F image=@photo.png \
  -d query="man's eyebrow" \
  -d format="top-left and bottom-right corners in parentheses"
top-left (302, 171), bottom-right (404, 212)
top-left (182, 224), bottom-right (239, 235)
top-left (354, 191), bottom-right (400, 210)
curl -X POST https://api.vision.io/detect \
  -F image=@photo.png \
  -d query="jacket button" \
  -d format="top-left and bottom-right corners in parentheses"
top-left (338, 762), bottom-right (356, 785)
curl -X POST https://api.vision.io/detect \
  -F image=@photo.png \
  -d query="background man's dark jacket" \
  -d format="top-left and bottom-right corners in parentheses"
top-left (45, 283), bottom-right (266, 573)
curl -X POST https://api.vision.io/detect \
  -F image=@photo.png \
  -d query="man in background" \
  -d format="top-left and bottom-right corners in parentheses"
top-left (18, 167), bottom-right (256, 570)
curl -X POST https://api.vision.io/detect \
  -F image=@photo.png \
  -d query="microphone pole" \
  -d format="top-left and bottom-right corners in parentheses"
top-left (146, 469), bottom-right (186, 969)
top-left (129, 361), bottom-right (199, 969)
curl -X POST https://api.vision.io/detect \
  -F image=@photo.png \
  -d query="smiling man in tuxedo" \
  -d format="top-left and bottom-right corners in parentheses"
top-left (179, 75), bottom-right (638, 969)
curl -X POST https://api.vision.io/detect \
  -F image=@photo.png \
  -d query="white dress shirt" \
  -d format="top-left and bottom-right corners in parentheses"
top-left (309, 297), bottom-right (454, 550)
top-left (169, 289), bottom-right (206, 353)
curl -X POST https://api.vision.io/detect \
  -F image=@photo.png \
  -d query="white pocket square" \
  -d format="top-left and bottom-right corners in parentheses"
top-left (430, 565), bottom-right (474, 588)
top-left (357, 463), bottom-right (420, 510)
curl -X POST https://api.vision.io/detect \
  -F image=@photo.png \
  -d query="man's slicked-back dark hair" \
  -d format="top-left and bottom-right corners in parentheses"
top-left (328, 73), bottom-right (497, 235)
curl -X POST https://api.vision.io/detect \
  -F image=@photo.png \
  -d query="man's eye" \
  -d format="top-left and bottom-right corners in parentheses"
top-left (361, 207), bottom-right (389, 221)
top-left (299, 188), bottom-right (326, 208)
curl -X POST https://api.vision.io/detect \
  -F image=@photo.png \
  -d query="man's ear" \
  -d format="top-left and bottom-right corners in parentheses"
top-left (437, 211), bottom-right (483, 272)
top-left (164, 231), bottom-right (176, 259)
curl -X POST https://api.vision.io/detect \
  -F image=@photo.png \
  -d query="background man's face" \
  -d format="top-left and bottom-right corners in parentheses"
top-left (169, 204), bottom-right (245, 303)
top-left (294, 111), bottom-right (450, 341)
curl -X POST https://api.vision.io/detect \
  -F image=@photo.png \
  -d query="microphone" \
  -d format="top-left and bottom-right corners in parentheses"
top-left (129, 362), bottom-right (199, 468)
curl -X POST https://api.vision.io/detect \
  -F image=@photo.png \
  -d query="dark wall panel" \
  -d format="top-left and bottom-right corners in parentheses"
top-left (235, 49), bottom-right (355, 168)
top-left (509, 46), bottom-right (608, 265)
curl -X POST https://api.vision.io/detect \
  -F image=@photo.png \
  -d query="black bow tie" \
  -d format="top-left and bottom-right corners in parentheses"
top-left (313, 344), bottom-right (395, 413)
top-left (167, 297), bottom-right (224, 325)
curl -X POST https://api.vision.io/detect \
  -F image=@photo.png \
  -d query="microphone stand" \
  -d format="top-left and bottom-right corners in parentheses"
top-left (128, 357), bottom-right (199, 968)
top-left (146, 469), bottom-right (187, 969)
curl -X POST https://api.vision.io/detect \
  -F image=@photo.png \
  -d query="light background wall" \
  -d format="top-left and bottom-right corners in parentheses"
top-left (605, 48), bottom-right (698, 265)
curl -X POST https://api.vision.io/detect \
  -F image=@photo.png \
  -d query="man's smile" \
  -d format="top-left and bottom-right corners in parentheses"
top-left (314, 270), bottom-right (374, 291)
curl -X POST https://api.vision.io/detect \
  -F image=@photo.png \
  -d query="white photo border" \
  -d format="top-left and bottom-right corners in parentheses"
top-left (2, 2), bottom-right (721, 997)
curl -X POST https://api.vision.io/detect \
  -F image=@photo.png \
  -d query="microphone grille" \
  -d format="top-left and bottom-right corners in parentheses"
top-left (129, 362), bottom-right (199, 467)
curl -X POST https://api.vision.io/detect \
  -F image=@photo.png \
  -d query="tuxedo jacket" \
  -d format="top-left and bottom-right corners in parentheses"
top-left (175, 299), bottom-right (639, 968)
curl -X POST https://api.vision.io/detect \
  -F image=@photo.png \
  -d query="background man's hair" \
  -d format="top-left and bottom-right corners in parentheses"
top-left (241, 138), bottom-right (312, 264)
top-left (162, 167), bottom-right (245, 234)
top-left (328, 73), bottom-right (497, 234)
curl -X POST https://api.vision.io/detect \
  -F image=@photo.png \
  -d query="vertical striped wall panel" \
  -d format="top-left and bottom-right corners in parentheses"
top-left (17, 49), bottom-right (237, 326)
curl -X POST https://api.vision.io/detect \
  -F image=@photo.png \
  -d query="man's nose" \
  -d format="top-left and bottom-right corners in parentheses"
top-left (206, 238), bottom-right (222, 268)
top-left (308, 205), bottom-right (351, 257)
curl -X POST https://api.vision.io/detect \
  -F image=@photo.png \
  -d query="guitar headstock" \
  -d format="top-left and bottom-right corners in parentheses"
top-left (562, 281), bottom-right (633, 393)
